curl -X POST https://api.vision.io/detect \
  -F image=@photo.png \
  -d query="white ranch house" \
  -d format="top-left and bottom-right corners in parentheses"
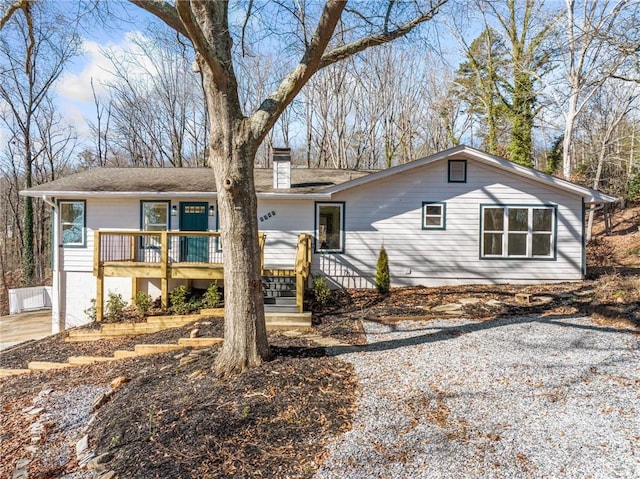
top-left (22, 145), bottom-right (616, 332)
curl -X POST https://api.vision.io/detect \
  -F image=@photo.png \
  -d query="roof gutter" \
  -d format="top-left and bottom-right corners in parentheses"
top-left (21, 190), bottom-right (333, 200)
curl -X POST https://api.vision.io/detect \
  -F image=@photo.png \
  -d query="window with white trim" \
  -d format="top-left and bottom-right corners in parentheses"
top-left (141, 201), bottom-right (170, 250)
top-left (315, 202), bottom-right (344, 253)
top-left (141, 201), bottom-right (169, 231)
top-left (481, 205), bottom-right (555, 258)
top-left (422, 202), bottom-right (445, 229)
top-left (59, 200), bottom-right (85, 246)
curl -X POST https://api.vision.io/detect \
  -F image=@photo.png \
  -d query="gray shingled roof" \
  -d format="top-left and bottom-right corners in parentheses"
top-left (23, 167), bottom-right (372, 196)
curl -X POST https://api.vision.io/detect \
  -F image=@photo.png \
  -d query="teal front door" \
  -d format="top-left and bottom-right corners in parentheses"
top-left (179, 202), bottom-right (209, 262)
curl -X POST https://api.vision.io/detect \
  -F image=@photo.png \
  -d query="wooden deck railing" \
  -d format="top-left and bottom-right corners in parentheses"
top-left (92, 230), bottom-right (310, 320)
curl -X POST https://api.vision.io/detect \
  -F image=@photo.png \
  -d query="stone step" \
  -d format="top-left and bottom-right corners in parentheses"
top-left (67, 356), bottom-right (117, 365)
top-left (0, 368), bottom-right (31, 377)
top-left (177, 337), bottom-right (223, 348)
top-left (113, 350), bottom-right (139, 359)
top-left (28, 361), bottom-right (75, 371)
top-left (134, 344), bottom-right (185, 356)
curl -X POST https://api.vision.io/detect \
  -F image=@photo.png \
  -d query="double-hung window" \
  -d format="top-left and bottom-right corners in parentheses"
top-left (59, 200), bottom-right (86, 247)
top-left (422, 202), bottom-right (446, 229)
top-left (315, 202), bottom-right (345, 253)
top-left (481, 205), bottom-right (555, 258)
top-left (141, 201), bottom-right (170, 250)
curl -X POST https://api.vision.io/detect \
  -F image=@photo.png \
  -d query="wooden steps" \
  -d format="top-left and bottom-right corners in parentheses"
top-left (177, 337), bottom-right (223, 347)
top-left (66, 314), bottom-right (204, 342)
top-left (0, 368), bottom-right (32, 377)
top-left (67, 356), bottom-right (116, 365)
top-left (0, 335), bottom-right (224, 378)
top-left (265, 312), bottom-right (312, 330)
top-left (27, 361), bottom-right (76, 371)
top-left (1, 307), bottom-right (311, 379)
top-left (134, 343), bottom-right (185, 356)
top-left (65, 309), bottom-right (309, 342)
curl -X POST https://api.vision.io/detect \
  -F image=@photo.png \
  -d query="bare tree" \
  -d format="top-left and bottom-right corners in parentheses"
top-left (0, 1), bottom-right (80, 285)
top-left (578, 81), bottom-right (639, 239)
top-left (129, 0), bottom-right (449, 375)
top-left (547, 0), bottom-right (638, 179)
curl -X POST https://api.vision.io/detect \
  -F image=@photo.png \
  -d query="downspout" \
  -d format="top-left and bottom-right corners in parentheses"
top-left (42, 195), bottom-right (62, 333)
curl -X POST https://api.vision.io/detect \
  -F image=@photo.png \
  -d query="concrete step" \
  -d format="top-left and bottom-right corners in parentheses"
top-left (67, 356), bottom-right (117, 365)
top-left (134, 343), bottom-right (185, 356)
top-left (0, 368), bottom-right (31, 377)
top-left (28, 361), bottom-right (75, 371)
top-left (177, 337), bottom-right (223, 348)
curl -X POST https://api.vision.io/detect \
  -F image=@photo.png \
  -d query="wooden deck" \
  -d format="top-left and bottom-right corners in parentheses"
top-left (93, 231), bottom-right (312, 322)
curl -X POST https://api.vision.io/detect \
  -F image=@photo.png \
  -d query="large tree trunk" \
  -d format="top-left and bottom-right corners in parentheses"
top-left (210, 138), bottom-right (270, 375)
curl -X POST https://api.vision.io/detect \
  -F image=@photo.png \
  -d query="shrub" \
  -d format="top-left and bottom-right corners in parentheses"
top-left (312, 275), bottom-right (331, 307)
top-left (202, 281), bottom-right (222, 308)
top-left (375, 245), bottom-right (390, 293)
top-left (84, 298), bottom-right (97, 322)
top-left (170, 285), bottom-right (191, 315)
top-left (105, 292), bottom-right (127, 322)
top-left (134, 291), bottom-right (152, 316)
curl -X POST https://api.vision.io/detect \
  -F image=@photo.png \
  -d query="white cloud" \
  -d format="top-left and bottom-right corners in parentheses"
top-left (57, 40), bottom-right (117, 102)
top-left (54, 32), bottom-right (160, 145)
top-left (56, 32), bottom-right (156, 103)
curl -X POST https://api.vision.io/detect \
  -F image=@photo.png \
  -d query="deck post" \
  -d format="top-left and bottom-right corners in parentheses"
top-left (160, 231), bottom-right (169, 310)
top-left (131, 278), bottom-right (138, 303)
top-left (259, 233), bottom-right (266, 274)
top-left (93, 231), bottom-right (104, 322)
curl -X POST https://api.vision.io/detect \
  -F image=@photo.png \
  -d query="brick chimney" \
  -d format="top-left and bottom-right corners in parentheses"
top-left (272, 147), bottom-right (291, 189)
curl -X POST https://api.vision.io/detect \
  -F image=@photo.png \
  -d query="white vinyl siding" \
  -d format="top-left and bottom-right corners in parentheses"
top-left (259, 199), bottom-right (313, 269)
top-left (314, 159), bottom-right (584, 287)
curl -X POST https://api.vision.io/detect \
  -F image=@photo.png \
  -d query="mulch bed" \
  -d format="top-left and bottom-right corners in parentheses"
top-left (0, 313), bottom-right (361, 479)
top-left (2, 270), bottom-right (639, 478)
top-left (90, 351), bottom-right (357, 479)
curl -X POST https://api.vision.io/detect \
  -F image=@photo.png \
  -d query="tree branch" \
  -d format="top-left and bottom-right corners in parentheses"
top-left (0, 0), bottom-right (28, 31)
top-left (611, 73), bottom-right (640, 83)
top-left (320, 0), bottom-right (448, 68)
top-left (176, 1), bottom-right (233, 93)
top-left (129, 0), bottom-right (188, 37)
top-left (249, 0), bottom-right (346, 142)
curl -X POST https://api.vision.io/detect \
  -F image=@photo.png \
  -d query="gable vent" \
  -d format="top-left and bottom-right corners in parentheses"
top-left (272, 147), bottom-right (291, 189)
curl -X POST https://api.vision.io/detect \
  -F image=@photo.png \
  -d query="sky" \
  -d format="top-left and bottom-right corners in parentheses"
top-left (53, 3), bottom-right (156, 143)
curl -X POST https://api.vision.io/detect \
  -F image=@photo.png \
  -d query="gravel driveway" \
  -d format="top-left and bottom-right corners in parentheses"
top-left (316, 315), bottom-right (640, 479)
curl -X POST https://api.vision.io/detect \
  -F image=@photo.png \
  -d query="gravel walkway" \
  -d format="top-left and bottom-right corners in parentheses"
top-left (316, 315), bottom-right (640, 479)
